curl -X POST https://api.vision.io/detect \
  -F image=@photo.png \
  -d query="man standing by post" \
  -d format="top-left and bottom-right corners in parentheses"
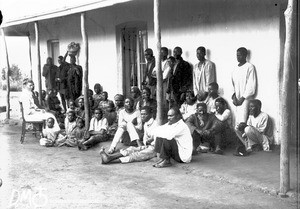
top-left (142, 48), bottom-right (156, 97)
top-left (42, 57), bottom-right (58, 92)
top-left (193, 46), bottom-right (216, 102)
top-left (171, 46), bottom-right (193, 107)
top-left (231, 47), bottom-right (257, 125)
top-left (151, 47), bottom-right (172, 109)
top-left (56, 55), bottom-right (69, 111)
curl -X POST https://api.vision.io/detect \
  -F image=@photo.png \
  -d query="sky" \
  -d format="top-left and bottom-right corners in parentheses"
top-left (0, 37), bottom-right (31, 78)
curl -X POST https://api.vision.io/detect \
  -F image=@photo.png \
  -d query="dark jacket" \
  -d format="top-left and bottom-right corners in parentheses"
top-left (56, 62), bottom-right (69, 90)
top-left (42, 64), bottom-right (58, 90)
top-left (170, 57), bottom-right (192, 94)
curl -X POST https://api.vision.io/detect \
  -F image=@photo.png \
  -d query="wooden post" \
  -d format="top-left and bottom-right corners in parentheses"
top-left (154, 0), bottom-right (163, 125)
top-left (279, 0), bottom-right (296, 196)
top-left (81, 12), bottom-right (90, 129)
top-left (28, 33), bottom-right (33, 79)
top-left (1, 28), bottom-right (10, 120)
top-left (34, 21), bottom-right (42, 105)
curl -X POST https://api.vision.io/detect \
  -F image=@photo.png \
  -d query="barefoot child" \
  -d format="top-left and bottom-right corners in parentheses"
top-left (78, 108), bottom-right (108, 151)
top-left (57, 111), bottom-right (77, 146)
top-left (104, 100), bottom-right (118, 139)
top-left (64, 118), bottom-right (86, 147)
top-left (40, 117), bottom-right (63, 147)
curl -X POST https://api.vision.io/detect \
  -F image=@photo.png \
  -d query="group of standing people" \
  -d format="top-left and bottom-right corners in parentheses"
top-left (42, 53), bottom-right (83, 112)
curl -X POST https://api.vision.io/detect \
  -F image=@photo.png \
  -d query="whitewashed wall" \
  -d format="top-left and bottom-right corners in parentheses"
top-left (27, 0), bottom-right (287, 144)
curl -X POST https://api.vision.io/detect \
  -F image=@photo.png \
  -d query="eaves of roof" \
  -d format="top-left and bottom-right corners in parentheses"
top-left (1, 0), bottom-right (133, 28)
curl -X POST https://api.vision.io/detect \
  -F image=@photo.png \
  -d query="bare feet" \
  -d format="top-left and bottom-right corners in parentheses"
top-left (78, 141), bottom-right (88, 151)
top-left (107, 147), bottom-right (115, 154)
top-left (153, 159), bottom-right (172, 168)
top-left (99, 147), bottom-right (110, 164)
top-left (152, 158), bottom-right (164, 167)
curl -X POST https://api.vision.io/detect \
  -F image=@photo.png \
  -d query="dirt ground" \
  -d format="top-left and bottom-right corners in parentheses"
top-left (0, 91), bottom-right (298, 209)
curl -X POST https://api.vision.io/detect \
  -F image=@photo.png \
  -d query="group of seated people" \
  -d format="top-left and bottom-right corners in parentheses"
top-left (21, 77), bottom-right (273, 168)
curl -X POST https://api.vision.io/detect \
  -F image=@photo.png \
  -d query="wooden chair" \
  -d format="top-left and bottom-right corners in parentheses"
top-left (19, 102), bottom-right (44, 144)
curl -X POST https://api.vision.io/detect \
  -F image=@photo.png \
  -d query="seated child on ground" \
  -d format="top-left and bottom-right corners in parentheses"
top-left (56, 111), bottom-right (77, 146)
top-left (63, 118), bottom-right (86, 147)
top-left (78, 108), bottom-right (109, 151)
top-left (180, 90), bottom-right (197, 120)
top-left (45, 89), bottom-right (65, 126)
top-left (40, 117), bottom-right (64, 147)
top-left (75, 98), bottom-right (85, 121)
top-left (103, 100), bottom-right (118, 139)
top-left (92, 83), bottom-right (103, 111)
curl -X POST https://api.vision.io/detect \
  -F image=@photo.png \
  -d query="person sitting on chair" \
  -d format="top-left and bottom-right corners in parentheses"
top-left (20, 79), bottom-right (59, 130)
top-left (180, 90), bottom-right (197, 121)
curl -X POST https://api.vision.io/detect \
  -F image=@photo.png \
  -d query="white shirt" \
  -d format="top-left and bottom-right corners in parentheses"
top-left (247, 111), bottom-right (273, 150)
top-left (19, 89), bottom-right (38, 115)
top-left (143, 118), bottom-right (158, 146)
top-left (193, 60), bottom-right (216, 95)
top-left (118, 109), bottom-right (142, 130)
top-left (152, 59), bottom-right (171, 81)
top-left (204, 96), bottom-right (218, 114)
top-left (180, 102), bottom-right (197, 120)
top-left (247, 112), bottom-right (269, 134)
top-left (215, 109), bottom-right (231, 125)
top-left (231, 62), bottom-right (257, 100)
top-left (154, 119), bottom-right (193, 163)
top-left (89, 117), bottom-right (108, 131)
top-left (43, 125), bottom-right (60, 140)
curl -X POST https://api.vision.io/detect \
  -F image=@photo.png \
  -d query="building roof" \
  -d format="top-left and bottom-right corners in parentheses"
top-left (1, 0), bottom-right (132, 29)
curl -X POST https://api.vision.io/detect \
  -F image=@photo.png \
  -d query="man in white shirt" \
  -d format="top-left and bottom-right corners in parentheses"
top-left (78, 108), bottom-right (108, 150)
top-left (193, 46), bottom-right (216, 101)
top-left (107, 98), bottom-right (142, 154)
top-left (231, 47), bottom-right (257, 125)
top-left (153, 107), bottom-right (193, 168)
top-left (99, 106), bottom-right (158, 164)
top-left (234, 99), bottom-right (273, 156)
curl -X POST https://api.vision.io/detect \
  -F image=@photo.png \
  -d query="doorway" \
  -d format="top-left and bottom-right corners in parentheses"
top-left (47, 40), bottom-right (60, 65)
top-left (117, 22), bottom-right (148, 97)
